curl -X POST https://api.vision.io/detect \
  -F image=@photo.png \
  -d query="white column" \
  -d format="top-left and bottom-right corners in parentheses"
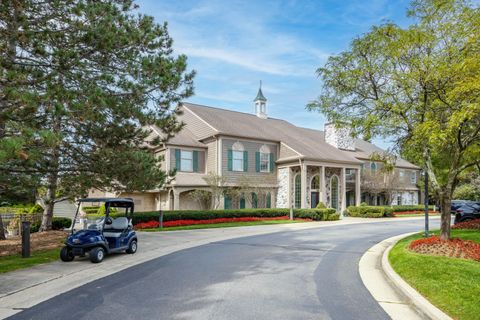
top-left (301, 162), bottom-right (307, 208)
top-left (355, 168), bottom-right (361, 206)
top-left (173, 189), bottom-right (180, 210)
top-left (341, 168), bottom-right (347, 215)
top-left (320, 166), bottom-right (326, 205)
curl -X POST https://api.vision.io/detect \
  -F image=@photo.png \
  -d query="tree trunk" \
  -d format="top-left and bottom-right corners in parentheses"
top-left (439, 192), bottom-right (452, 240)
top-left (40, 172), bottom-right (58, 232)
top-left (0, 214), bottom-right (5, 240)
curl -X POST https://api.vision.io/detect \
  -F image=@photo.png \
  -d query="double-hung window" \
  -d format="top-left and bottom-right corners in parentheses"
top-left (180, 150), bottom-right (193, 172)
top-left (260, 152), bottom-right (270, 172)
top-left (232, 151), bottom-right (244, 172)
top-left (410, 171), bottom-right (417, 184)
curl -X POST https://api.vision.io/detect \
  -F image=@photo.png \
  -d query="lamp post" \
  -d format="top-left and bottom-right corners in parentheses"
top-left (424, 169), bottom-right (429, 238)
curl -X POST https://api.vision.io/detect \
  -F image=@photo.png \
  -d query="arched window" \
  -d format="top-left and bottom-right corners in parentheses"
top-left (251, 192), bottom-right (258, 208)
top-left (370, 162), bottom-right (377, 172)
top-left (231, 141), bottom-right (246, 172)
top-left (257, 145), bottom-right (271, 173)
top-left (240, 195), bottom-right (246, 209)
top-left (266, 192), bottom-right (272, 208)
top-left (330, 175), bottom-right (339, 210)
top-left (294, 174), bottom-right (301, 208)
top-left (311, 175), bottom-right (320, 190)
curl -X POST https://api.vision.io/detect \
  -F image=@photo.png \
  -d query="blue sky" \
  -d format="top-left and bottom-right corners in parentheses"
top-left (137, 0), bottom-right (414, 149)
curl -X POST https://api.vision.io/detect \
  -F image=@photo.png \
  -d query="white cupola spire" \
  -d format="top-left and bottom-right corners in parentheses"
top-left (254, 80), bottom-right (267, 119)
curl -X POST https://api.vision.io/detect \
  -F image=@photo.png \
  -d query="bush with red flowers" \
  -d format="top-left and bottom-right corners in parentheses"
top-left (134, 216), bottom-right (311, 229)
top-left (452, 219), bottom-right (480, 230)
top-left (409, 236), bottom-right (480, 261)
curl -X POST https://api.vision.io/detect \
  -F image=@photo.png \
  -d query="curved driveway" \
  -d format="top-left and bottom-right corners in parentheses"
top-left (9, 219), bottom-right (435, 320)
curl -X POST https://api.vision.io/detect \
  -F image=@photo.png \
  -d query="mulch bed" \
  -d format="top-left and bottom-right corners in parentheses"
top-left (409, 236), bottom-right (480, 262)
top-left (0, 231), bottom-right (67, 256)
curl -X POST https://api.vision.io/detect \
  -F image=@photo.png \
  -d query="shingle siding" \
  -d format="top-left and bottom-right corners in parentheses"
top-left (206, 140), bottom-right (217, 174)
top-left (222, 139), bottom-right (278, 186)
top-left (179, 106), bottom-right (217, 139)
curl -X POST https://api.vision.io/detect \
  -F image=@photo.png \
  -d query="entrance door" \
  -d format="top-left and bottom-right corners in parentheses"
top-left (311, 192), bottom-right (319, 208)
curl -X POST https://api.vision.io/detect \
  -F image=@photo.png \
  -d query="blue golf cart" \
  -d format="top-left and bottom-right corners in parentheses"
top-left (60, 198), bottom-right (138, 263)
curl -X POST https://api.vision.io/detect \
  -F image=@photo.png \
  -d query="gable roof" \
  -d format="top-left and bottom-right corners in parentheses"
top-left (150, 124), bottom-right (206, 148)
top-left (180, 102), bottom-right (419, 169)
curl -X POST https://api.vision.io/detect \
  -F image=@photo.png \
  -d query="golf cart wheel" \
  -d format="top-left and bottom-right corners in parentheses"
top-left (126, 239), bottom-right (137, 254)
top-left (90, 247), bottom-right (105, 263)
top-left (60, 246), bottom-right (74, 262)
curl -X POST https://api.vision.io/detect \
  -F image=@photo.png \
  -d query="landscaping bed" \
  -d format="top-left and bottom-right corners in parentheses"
top-left (389, 229), bottom-right (480, 320)
top-left (347, 204), bottom-right (437, 218)
top-left (134, 216), bottom-right (311, 230)
top-left (0, 230), bottom-right (67, 256)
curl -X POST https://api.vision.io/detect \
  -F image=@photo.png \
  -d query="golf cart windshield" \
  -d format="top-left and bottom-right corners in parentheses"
top-left (71, 198), bottom-right (134, 233)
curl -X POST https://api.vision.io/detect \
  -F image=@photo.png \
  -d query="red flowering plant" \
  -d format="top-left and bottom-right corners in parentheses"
top-left (394, 210), bottom-right (438, 216)
top-left (409, 236), bottom-right (480, 261)
top-left (134, 216), bottom-right (311, 230)
top-left (452, 220), bottom-right (480, 230)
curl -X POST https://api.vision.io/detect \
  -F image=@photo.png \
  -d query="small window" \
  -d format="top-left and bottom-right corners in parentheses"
top-left (346, 168), bottom-right (352, 175)
top-left (294, 174), bottom-right (301, 208)
top-left (232, 151), bottom-right (244, 172)
top-left (370, 162), bottom-right (377, 172)
top-left (180, 150), bottom-right (193, 172)
top-left (399, 170), bottom-right (405, 179)
top-left (410, 171), bottom-right (416, 184)
top-left (311, 175), bottom-right (320, 190)
top-left (260, 152), bottom-right (270, 172)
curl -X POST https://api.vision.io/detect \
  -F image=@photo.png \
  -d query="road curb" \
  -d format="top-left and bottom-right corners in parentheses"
top-left (381, 234), bottom-right (453, 320)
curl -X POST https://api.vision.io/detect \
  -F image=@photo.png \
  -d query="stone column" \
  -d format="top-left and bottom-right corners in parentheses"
top-left (341, 168), bottom-right (347, 215)
top-left (356, 168), bottom-right (361, 206)
top-left (301, 162), bottom-right (307, 208)
top-left (320, 166), bottom-right (326, 205)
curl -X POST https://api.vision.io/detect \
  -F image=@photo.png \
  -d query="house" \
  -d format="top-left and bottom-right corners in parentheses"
top-left (92, 86), bottom-right (421, 212)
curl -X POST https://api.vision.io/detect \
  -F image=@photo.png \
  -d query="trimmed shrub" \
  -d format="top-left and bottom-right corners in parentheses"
top-left (128, 208), bottom-right (340, 225)
top-left (52, 217), bottom-right (72, 230)
top-left (391, 205), bottom-right (434, 212)
top-left (28, 204), bottom-right (44, 214)
top-left (316, 202), bottom-right (327, 209)
top-left (347, 205), bottom-right (394, 218)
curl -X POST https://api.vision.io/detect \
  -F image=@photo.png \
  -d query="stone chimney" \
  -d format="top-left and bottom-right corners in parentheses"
top-left (324, 122), bottom-right (355, 151)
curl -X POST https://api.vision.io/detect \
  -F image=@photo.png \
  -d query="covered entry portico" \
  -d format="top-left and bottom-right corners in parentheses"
top-left (276, 161), bottom-right (361, 213)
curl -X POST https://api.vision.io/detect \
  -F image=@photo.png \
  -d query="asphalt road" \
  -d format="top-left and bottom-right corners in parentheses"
top-left (9, 219), bottom-right (437, 320)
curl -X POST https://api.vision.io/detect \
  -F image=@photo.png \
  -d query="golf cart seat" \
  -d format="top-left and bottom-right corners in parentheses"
top-left (103, 217), bottom-right (129, 238)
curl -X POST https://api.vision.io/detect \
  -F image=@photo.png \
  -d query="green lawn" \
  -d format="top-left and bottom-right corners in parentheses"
top-left (142, 219), bottom-right (306, 231)
top-left (389, 229), bottom-right (480, 320)
top-left (0, 248), bottom-right (61, 274)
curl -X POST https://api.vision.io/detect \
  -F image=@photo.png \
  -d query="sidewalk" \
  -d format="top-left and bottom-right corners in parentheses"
top-left (0, 216), bottom-right (428, 319)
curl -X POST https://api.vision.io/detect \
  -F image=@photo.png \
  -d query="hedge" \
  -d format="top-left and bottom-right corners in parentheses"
top-left (89, 208), bottom-right (340, 224)
top-left (391, 205), bottom-right (434, 212)
top-left (347, 206), bottom-right (394, 218)
top-left (30, 217), bottom-right (72, 233)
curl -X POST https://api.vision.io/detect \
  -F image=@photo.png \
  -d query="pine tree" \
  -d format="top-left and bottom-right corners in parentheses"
top-left (0, 0), bottom-right (195, 231)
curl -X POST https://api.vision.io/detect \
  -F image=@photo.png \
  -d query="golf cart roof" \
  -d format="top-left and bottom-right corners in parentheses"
top-left (77, 198), bottom-right (134, 208)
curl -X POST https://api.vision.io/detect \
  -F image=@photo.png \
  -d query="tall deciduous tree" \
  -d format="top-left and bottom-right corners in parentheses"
top-left (0, 0), bottom-right (195, 231)
top-left (308, 0), bottom-right (479, 240)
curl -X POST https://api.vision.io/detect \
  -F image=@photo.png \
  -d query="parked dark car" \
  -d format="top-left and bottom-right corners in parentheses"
top-left (451, 200), bottom-right (478, 213)
top-left (454, 202), bottom-right (480, 224)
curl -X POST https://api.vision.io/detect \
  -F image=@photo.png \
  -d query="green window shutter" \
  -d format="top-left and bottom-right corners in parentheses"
top-left (266, 193), bottom-right (271, 208)
top-left (269, 153), bottom-right (275, 172)
top-left (252, 192), bottom-right (258, 208)
top-left (243, 151), bottom-right (248, 172)
top-left (227, 150), bottom-right (233, 171)
top-left (175, 149), bottom-right (181, 170)
top-left (240, 196), bottom-right (245, 209)
top-left (193, 150), bottom-right (199, 172)
top-left (224, 196), bottom-right (231, 209)
top-left (255, 152), bottom-right (260, 172)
